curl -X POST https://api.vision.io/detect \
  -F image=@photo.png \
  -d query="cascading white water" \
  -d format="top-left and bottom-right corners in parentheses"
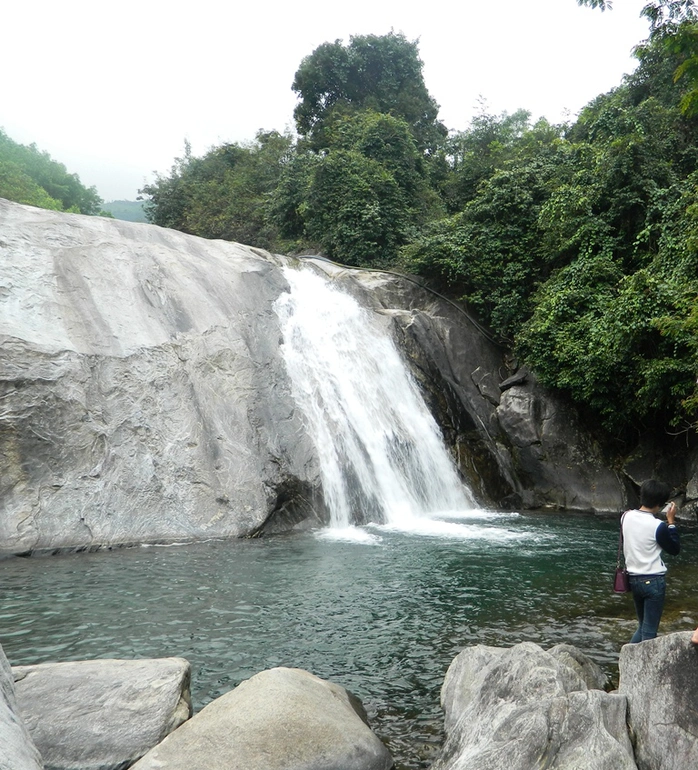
top-left (274, 265), bottom-right (476, 531)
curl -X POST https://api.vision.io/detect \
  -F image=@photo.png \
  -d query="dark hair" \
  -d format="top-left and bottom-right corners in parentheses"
top-left (640, 479), bottom-right (671, 509)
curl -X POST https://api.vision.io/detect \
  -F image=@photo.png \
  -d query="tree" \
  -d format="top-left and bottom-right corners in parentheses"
top-left (399, 25), bottom-right (698, 435)
top-left (140, 131), bottom-right (294, 249)
top-left (576, 0), bottom-right (611, 10)
top-left (323, 110), bottom-right (440, 217)
top-left (439, 109), bottom-right (558, 212)
top-left (0, 159), bottom-right (62, 210)
top-left (267, 151), bottom-right (319, 243)
top-left (579, 0), bottom-right (698, 116)
top-left (401, 116), bottom-right (566, 338)
top-left (144, 35), bottom-right (446, 263)
top-left (291, 32), bottom-right (446, 152)
top-left (270, 111), bottom-right (438, 265)
top-left (401, 153), bottom-right (563, 338)
top-left (576, 1), bottom-right (697, 30)
top-left (517, 259), bottom-right (698, 435)
top-left (507, 33), bottom-right (698, 434)
top-left (640, 0), bottom-right (698, 33)
top-left (0, 129), bottom-right (103, 214)
top-left (303, 148), bottom-right (408, 265)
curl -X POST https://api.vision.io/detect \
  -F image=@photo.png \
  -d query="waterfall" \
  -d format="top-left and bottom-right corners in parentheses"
top-left (274, 265), bottom-right (475, 531)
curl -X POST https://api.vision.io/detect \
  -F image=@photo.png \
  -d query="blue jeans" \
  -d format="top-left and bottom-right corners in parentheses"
top-left (629, 574), bottom-right (666, 643)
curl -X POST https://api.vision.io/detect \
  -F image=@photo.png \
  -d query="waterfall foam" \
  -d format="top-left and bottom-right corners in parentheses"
top-left (274, 266), bottom-right (476, 531)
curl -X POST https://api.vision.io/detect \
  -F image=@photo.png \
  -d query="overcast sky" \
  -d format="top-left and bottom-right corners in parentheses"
top-left (2, 0), bottom-right (651, 202)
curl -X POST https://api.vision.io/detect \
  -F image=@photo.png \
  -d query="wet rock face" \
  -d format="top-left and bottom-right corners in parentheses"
top-left (0, 200), bottom-right (324, 555)
top-left (312, 260), bottom-right (625, 514)
top-left (493, 377), bottom-right (624, 512)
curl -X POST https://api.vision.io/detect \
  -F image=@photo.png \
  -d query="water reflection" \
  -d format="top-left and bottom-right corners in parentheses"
top-left (1, 512), bottom-right (696, 770)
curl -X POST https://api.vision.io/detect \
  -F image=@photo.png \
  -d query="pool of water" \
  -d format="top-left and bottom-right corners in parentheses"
top-left (1, 509), bottom-right (696, 769)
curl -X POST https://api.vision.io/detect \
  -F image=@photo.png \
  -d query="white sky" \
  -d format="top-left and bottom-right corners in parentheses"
top-left (1, 0), bottom-right (650, 202)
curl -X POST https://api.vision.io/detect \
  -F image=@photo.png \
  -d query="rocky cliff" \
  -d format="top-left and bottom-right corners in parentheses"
top-left (0, 199), bottom-right (653, 554)
top-left (0, 200), bottom-right (324, 555)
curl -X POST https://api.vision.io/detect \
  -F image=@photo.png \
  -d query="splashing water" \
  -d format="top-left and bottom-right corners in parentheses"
top-left (274, 265), bottom-right (475, 531)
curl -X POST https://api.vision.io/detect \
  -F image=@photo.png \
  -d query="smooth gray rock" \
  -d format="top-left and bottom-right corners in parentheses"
top-left (494, 379), bottom-right (624, 512)
top-left (0, 643), bottom-right (43, 770)
top-left (130, 666), bottom-right (393, 770)
top-left (547, 642), bottom-right (608, 691)
top-left (12, 657), bottom-right (191, 770)
top-left (687, 449), bottom-right (698, 519)
top-left (432, 642), bottom-right (636, 770)
top-left (0, 199), bottom-right (323, 555)
top-left (618, 631), bottom-right (698, 770)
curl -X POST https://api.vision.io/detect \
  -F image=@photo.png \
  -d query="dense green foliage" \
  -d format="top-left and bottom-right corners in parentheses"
top-left (141, 35), bottom-right (446, 265)
top-left (402, 128), bottom-right (565, 338)
top-left (402, 29), bottom-right (698, 435)
top-left (578, 1), bottom-right (697, 31)
top-left (141, 17), bottom-right (698, 441)
top-left (270, 111), bottom-right (442, 264)
top-left (140, 131), bottom-right (293, 249)
top-left (0, 129), bottom-right (103, 214)
top-left (521, 36), bottom-right (698, 436)
top-left (291, 32), bottom-right (446, 153)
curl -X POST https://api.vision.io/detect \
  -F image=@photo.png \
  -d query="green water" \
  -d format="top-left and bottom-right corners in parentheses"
top-left (1, 510), bottom-right (696, 769)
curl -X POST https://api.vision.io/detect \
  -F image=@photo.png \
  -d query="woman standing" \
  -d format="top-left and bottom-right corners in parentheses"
top-left (622, 479), bottom-right (681, 644)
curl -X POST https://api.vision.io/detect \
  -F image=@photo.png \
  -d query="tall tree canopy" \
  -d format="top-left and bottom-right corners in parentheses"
top-left (291, 32), bottom-right (446, 152)
top-left (270, 111), bottom-right (442, 265)
top-left (577, 1), bottom-right (697, 31)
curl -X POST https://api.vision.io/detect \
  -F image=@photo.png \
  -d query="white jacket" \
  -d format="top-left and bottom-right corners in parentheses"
top-left (622, 508), bottom-right (680, 575)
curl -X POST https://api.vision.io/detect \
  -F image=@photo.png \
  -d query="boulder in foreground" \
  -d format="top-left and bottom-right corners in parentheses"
top-left (432, 641), bottom-right (635, 770)
top-left (619, 631), bottom-right (698, 770)
top-left (0, 643), bottom-right (43, 770)
top-left (131, 666), bottom-right (393, 770)
top-left (13, 657), bottom-right (191, 770)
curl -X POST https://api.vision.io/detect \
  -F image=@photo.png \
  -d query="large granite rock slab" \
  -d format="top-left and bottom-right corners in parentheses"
top-left (12, 657), bottom-right (191, 770)
top-left (431, 642), bottom-right (636, 770)
top-left (618, 631), bottom-right (698, 770)
top-left (494, 378), bottom-right (624, 511)
top-left (0, 199), bottom-right (323, 555)
top-left (0, 643), bottom-right (43, 770)
top-left (130, 666), bottom-right (393, 770)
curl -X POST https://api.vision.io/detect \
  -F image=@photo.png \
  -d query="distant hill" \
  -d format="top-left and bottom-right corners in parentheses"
top-left (0, 128), bottom-right (103, 215)
top-left (102, 199), bottom-right (147, 222)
